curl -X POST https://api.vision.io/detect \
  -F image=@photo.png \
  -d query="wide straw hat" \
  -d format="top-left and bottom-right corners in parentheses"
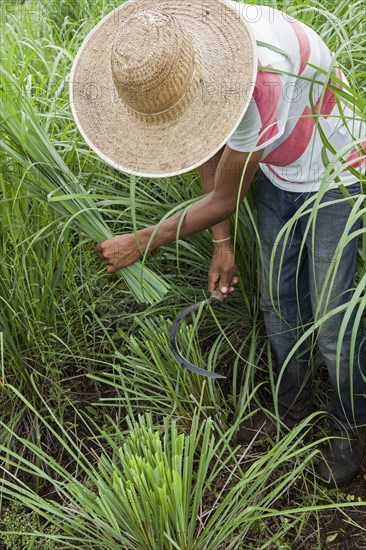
top-left (69, 0), bottom-right (257, 177)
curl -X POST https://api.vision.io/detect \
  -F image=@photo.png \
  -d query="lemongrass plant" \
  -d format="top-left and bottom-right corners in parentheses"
top-left (0, 379), bottom-right (332, 550)
top-left (0, 68), bottom-right (169, 305)
top-left (86, 305), bottom-right (264, 422)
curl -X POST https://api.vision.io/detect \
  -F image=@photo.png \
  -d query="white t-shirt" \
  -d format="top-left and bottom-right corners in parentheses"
top-left (225, 2), bottom-right (366, 192)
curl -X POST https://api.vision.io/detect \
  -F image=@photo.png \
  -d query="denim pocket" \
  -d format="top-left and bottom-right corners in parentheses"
top-left (325, 181), bottom-right (361, 198)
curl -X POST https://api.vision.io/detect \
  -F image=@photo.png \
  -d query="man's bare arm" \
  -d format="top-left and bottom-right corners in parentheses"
top-left (96, 146), bottom-right (263, 271)
top-left (139, 146), bottom-right (263, 249)
top-left (198, 145), bottom-right (231, 241)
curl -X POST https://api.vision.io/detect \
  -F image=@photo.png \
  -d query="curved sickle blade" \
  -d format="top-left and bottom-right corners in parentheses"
top-left (169, 299), bottom-right (226, 380)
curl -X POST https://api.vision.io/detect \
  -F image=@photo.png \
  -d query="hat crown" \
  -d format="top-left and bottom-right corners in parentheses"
top-left (111, 10), bottom-right (197, 115)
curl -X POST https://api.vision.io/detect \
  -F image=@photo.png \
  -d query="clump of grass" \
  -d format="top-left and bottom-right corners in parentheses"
top-left (0, 381), bottom-right (324, 550)
top-left (0, 71), bottom-right (169, 305)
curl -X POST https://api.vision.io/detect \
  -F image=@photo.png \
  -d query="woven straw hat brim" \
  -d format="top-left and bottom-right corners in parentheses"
top-left (70, 0), bottom-right (257, 178)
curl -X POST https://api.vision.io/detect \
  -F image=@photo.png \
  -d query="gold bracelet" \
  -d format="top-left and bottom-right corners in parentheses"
top-left (212, 236), bottom-right (231, 243)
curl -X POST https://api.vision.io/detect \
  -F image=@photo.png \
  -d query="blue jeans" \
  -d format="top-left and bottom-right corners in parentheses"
top-left (256, 169), bottom-right (366, 436)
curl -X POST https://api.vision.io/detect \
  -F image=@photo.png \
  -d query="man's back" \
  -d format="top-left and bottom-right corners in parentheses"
top-left (225, 1), bottom-right (365, 190)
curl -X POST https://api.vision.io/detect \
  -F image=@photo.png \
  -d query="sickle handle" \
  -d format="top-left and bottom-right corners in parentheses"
top-left (209, 288), bottom-right (226, 307)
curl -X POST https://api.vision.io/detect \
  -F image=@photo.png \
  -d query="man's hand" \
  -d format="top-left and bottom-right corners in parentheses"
top-left (95, 233), bottom-right (143, 272)
top-left (208, 240), bottom-right (238, 296)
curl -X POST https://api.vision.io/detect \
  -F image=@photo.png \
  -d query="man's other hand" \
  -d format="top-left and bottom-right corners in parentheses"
top-left (208, 240), bottom-right (238, 295)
